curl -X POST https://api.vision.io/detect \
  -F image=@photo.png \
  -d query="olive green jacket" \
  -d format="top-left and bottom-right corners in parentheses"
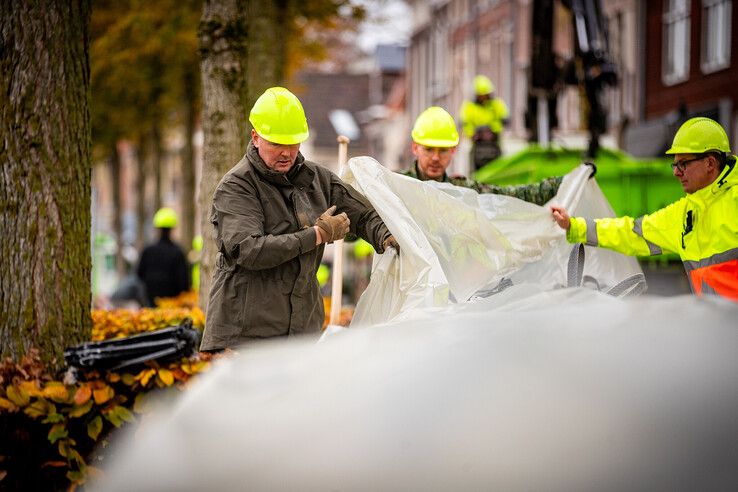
top-left (400, 162), bottom-right (562, 205)
top-left (200, 142), bottom-right (391, 351)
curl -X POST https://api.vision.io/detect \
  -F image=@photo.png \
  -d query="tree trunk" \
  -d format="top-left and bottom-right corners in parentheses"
top-left (0, 0), bottom-right (92, 364)
top-left (197, 0), bottom-right (285, 309)
top-left (135, 135), bottom-right (148, 251)
top-left (152, 124), bottom-right (164, 213)
top-left (246, 0), bottom-right (287, 108)
top-left (110, 142), bottom-right (125, 277)
top-left (180, 68), bottom-right (198, 259)
top-left (198, 0), bottom-right (248, 309)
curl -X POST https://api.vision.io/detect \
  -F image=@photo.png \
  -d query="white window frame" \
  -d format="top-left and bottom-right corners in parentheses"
top-left (662, 0), bottom-right (691, 85)
top-left (701, 0), bottom-right (732, 73)
top-left (431, 17), bottom-right (450, 100)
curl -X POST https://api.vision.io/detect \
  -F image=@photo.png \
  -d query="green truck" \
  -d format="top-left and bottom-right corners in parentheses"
top-left (475, 145), bottom-right (682, 219)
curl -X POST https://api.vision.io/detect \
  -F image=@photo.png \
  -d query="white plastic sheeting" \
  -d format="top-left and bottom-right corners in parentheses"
top-left (341, 157), bottom-right (643, 327)
top-left (96, 289), bottom-right (738, 492)
top-left (95, 160), bottom-right (738, 491)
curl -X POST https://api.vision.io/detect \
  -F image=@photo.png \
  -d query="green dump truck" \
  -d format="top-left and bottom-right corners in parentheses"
top-left (475, 145), bottom-right (683, 219)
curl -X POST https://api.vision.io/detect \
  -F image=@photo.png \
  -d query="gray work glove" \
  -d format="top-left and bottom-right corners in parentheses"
top-left (382, 235), bottom-right (400, 253)
top-left (315, 205), bottom-right (350, 243)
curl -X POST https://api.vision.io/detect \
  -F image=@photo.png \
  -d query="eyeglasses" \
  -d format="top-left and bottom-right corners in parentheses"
top-left (671, 155), bottom-right (704, 173)
top-left (421, 146), bottom-right (452, 155)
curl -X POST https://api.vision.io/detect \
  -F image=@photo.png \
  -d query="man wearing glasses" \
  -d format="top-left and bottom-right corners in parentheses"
top-left (401, 106), bottom-right (562, 205)
top-left (551, 117), bottom-right (738, 301)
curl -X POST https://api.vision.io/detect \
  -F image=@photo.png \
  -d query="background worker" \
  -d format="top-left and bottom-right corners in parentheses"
top-left (403, 106), bottom-right (562, 205)
top-left (200, 87), bottom-right (398, 352)
top-left (459, 75), bottom-right (509, 170)
top-left (137, 207), bottom-right (190, 307)
top-left (551, 117), bottom-right (738, 301)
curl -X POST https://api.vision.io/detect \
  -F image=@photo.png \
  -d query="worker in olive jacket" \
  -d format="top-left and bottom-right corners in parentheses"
top-left (200, 87), bottom-right (398, 351)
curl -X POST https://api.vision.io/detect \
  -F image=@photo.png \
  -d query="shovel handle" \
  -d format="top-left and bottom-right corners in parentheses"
top-left (329, 136), bottom-right (350, 325)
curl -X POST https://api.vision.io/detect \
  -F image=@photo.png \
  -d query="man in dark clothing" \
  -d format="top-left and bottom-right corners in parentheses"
top-left (200, 87), bottom-right (398, 352)
top-left (137, 207), bottom-right (190, 307)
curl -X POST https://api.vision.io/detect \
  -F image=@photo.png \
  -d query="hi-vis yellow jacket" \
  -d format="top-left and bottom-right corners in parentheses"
top-left (567, 160), bottom-right (738, 301)
top-left (459, 98), bottom-right (509, 138)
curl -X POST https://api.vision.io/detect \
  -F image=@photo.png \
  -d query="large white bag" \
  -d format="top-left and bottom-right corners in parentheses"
top-left (341, 157), bottom-right (643, 326)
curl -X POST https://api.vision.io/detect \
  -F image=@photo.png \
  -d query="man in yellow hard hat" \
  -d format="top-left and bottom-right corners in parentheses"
top-left (459, 75), bottom-right (509, 170)
top-left (200, 87), bottom-right (398, 352)
top-left (551, 117), bottom-right (738, 301)
top-left (402, 106), bottom-right (562, 205)
top-left (137, 207), bottom-right (190, 307)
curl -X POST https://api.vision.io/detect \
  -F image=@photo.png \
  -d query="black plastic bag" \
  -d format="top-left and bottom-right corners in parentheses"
top-left (64, 318), bottom-right (201, 372)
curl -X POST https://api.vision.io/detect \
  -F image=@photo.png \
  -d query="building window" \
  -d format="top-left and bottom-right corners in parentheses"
top-left (701, 0), bottom-right (732, 73)
top-left (431, 17), bottom-right (450, 101)
top-left (662, 0), bottom-right (691, 85)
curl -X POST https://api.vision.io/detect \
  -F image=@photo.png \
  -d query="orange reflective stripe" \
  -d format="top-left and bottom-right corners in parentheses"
top-left (688, 259), bottom-right (738, 301)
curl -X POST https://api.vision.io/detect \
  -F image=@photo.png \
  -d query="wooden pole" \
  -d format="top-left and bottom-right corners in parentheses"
top-left (329, 135), bottom-right (350, 325)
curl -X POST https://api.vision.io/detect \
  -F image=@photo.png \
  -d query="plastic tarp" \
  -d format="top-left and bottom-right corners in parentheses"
top-left (96, 288), bottom-right (738, 491)
top-left (95, 159), bottom-right (738, 491)
top-left (340, 157), bottom-right (643, 327)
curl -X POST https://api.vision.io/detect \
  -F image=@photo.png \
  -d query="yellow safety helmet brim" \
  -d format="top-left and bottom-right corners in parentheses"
top-left (253, 130), bottom-right (310, 145)
top-left (412, 137), bottom-right (459, 148)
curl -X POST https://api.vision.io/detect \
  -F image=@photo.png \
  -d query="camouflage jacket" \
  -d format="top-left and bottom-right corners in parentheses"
top-left (400, 162), bottom-right (562, 206)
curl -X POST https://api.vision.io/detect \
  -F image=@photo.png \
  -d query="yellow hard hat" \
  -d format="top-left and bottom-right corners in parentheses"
top-left (473, 75), bottom-right (494, 96)
top-left (249, 87), bottom-right (309, 145)
top-left (153, 207), bottom-right (178, 229)
top-left (411, 106), bottom-right (460, 148)
top-left (665, 117), bottom-right (731, 155)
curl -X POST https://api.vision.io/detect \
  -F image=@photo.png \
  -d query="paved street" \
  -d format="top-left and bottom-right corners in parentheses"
top-left (640, 261), bottom-right (692, 297)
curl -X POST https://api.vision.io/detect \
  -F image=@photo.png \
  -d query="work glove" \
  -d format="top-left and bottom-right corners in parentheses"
top-left (382, 235), bottom-right (400, 254)
top-left (315, 205), bottom-right (350, 243)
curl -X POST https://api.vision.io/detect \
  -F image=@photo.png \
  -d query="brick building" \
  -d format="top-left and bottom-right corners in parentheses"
top-left (406, 0), bottom-right (737, 171)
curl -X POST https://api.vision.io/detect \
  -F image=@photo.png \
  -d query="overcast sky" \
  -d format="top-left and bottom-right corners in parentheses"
top-left (355, 0), bottom-right (412, 52)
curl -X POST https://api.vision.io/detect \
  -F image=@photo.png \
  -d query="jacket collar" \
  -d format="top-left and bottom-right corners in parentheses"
top-left (690, 156), bottom-right (737, 202)
top-left (711, 155), bottom-right (737, 192)
top-left (246, 140), bottom-right (314, 188)
top-left (687, 156), bottom-right (738, 204)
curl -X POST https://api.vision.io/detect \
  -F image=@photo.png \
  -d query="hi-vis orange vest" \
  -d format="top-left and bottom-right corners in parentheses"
top-left (568, 160), bottom-right (738, 301)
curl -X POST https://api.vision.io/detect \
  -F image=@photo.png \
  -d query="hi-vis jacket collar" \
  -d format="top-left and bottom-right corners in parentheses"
top-left (710, 156), bottom-right (736, 193)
